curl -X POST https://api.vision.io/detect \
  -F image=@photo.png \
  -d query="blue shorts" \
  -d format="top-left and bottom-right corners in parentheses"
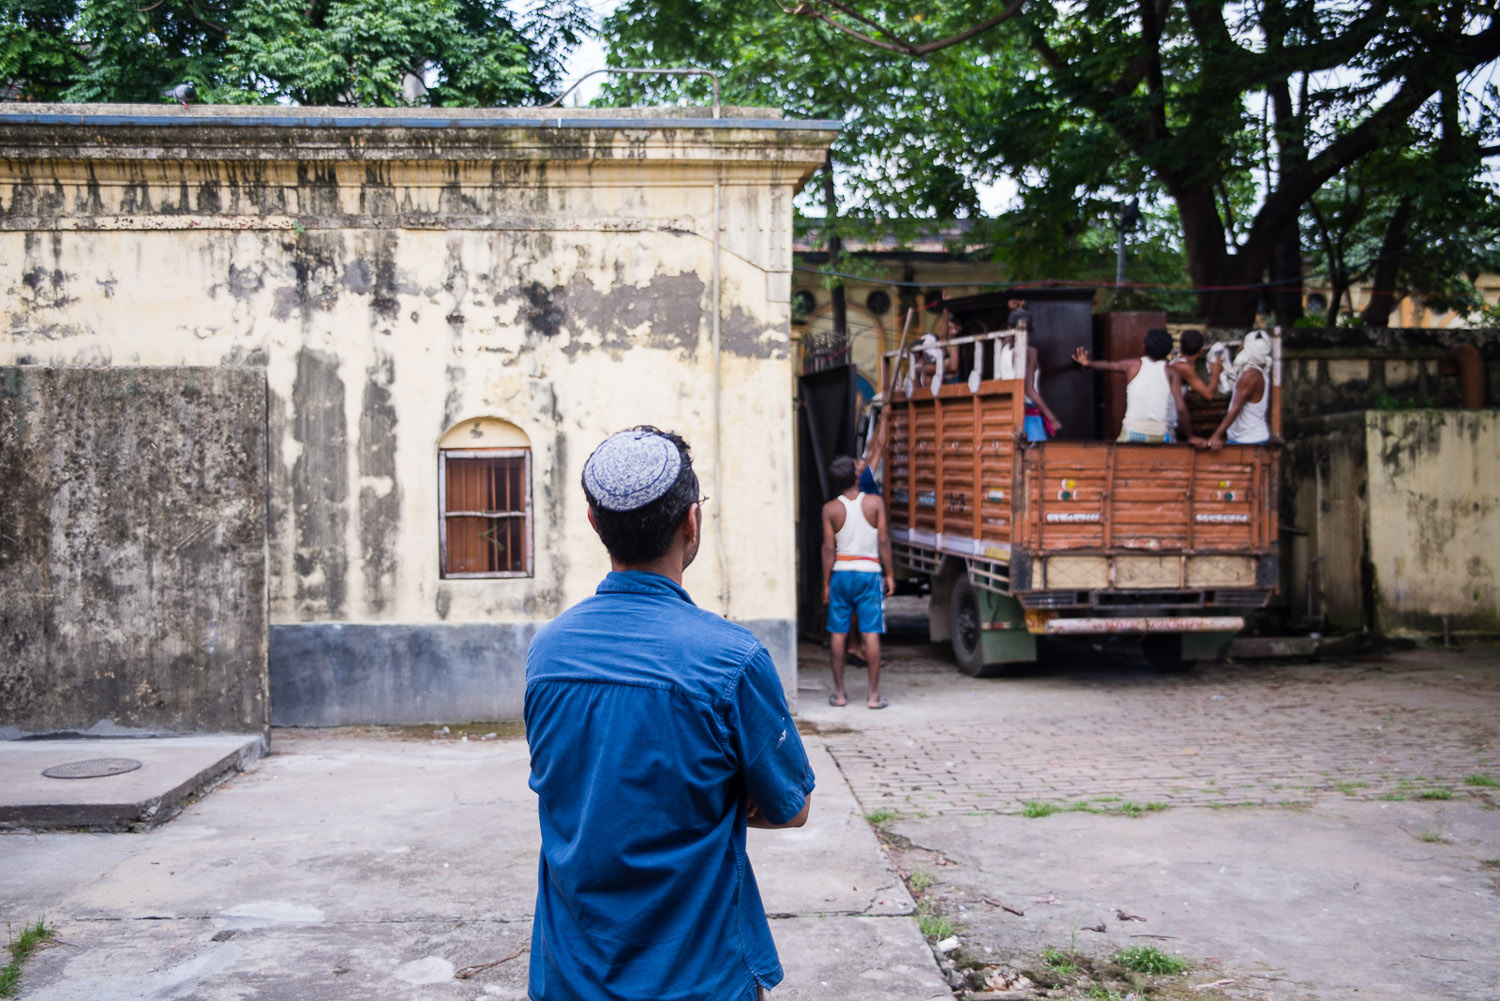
top-left (1023, 414), bottom-right (1048, 441)
top-left (827, 571), bottom-right (885, 635)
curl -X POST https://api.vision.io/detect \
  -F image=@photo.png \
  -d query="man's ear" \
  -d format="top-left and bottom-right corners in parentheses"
top-left (682, 502), bottom-right (701, 547)
top-left (586, 506), bottom-right (601, 537)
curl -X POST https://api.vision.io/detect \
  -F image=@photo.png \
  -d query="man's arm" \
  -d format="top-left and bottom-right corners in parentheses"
top-left (1072, 346), bottom-right (1140, 378)
top-left (862, 406), bottom-right (890, 470)
top-left (1167, 367), bottom-right (1193, 439)
top-left (871, 495), bottom-right (895, 597)
top-left (1024, 345), bottom-right (1062, 433)
top-left (1171, 355), bottom-right (1215, 399)
top-left (820, 502), bottom-right (838, 604)
top-left (1199, 368), bottom-right (1263, 450)
top-left (748, 792), bottom-right (811, 829)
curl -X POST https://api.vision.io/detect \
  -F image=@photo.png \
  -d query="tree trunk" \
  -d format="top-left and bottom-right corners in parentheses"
top-left (1268, 77), bottom-right (1305, 328)
top-left (1362, 197), bottom-right (1414, 327)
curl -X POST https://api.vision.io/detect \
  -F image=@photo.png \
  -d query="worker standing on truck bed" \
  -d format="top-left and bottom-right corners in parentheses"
top-left (1072, 328), bottom-right (1192, 442)
top-left (821, 455), bottom-right (894, 709)
top-left (999, 307), bottom-right (1063, 440)
top-left (1197, 330), bottom-right (1273, 449)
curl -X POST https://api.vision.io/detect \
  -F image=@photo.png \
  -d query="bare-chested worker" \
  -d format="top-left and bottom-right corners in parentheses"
top-left (1165, 328), bottom-right (1218, 441)
top-left (821, 455), bottom-right (894, 709)
top-left (999, 307), bottom-right (1063, 440)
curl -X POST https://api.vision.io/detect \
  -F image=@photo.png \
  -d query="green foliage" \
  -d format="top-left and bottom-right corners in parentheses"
top-left (1021, 800), bottom-right (1062, 818)
top-left (1112, 945), bottom-right (1189, 975)
top-left (597, 0), bottom-right (1500, 325)
top-left (1464, 774), bottom-right (1499, 787)
top-left (863, 809), bottom-right (895, 825)
top-left (1042, 946), bottom-right (1078, 975)
top-left (1, 0), bottom-right (589, 106)
top-left (1, 919), bottom-right (54, 998)
top-left (1418, 789), bottom-right (1454, 800)
top-left (906, 869), bottom-right (934, 894)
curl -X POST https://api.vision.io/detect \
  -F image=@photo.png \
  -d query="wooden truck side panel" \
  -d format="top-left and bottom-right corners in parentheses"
top-left (887, 379), bottom-right (1278, 607)
top-left (888, 379), bottom-right (1024, 545)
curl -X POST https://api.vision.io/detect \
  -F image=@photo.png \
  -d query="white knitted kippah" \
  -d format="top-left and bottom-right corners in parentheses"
top-left (582, 429), bottom-right (683, 512)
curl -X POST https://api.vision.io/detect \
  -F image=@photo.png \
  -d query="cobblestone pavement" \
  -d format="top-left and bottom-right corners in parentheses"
top-left (797, 624), bottom-right (1500, 819)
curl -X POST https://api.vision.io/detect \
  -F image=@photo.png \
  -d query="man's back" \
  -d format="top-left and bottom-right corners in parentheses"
top-left (526, 570), bottom-right (814, 1001)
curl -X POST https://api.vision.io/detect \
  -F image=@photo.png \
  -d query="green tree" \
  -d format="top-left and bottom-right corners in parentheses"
top-left (1, 0), bottom-right (589, 106)
top-left (601, 0), bottom-right (1500, 327)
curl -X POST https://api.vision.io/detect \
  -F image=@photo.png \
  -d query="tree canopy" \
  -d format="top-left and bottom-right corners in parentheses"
top-left (2, 0), bottom-right (589, 106)
top-left (603, 0), bottom-right (1500, 326)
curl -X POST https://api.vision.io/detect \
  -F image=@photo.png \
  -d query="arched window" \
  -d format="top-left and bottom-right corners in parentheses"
top-left (439, 418), bottom-right (532, 578)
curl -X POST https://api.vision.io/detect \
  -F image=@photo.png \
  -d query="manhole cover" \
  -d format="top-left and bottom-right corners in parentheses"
top-left (42, 757), bottom-right (144, 780)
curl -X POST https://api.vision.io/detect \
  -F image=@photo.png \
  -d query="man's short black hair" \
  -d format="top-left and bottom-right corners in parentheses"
top-left (583, 426), bottom-right (698, 566)
top-left (1179, 329), bottom-right (1205, 355)
top-left (829, 455), bottom-right (858, 495)
top-left (1145, 328), bottom-right (1173, 360)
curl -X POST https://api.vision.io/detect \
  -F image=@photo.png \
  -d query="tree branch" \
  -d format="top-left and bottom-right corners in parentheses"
top-left (780, 0), bottom-right (1026, 57)
top-left (1243, 19), bottom-right (1500, 263)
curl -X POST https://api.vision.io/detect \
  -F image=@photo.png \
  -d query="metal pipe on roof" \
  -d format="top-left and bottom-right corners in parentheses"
top-left (541, 68), bottom-right (722, 119)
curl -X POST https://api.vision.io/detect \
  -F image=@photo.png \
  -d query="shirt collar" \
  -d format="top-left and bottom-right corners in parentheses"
top-left (596, 570), bottom-right (696, 605)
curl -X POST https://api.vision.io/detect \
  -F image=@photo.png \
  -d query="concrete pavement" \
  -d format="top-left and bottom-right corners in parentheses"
top-left (0, 731), bottom-right (952, 1001)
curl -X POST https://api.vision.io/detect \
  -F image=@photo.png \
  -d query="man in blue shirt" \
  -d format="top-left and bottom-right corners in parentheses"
top-left (526, 426), bottom-right (816, 1001)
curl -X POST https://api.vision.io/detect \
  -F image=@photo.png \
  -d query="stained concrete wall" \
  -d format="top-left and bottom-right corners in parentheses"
top-left (0, 366), bottom-right (268, 736)
top-left (1283, 410), bottom-right (1499, 636)
top-left (1, 105), bottom-right (836, 724)
top-left (1364, 411), bottom-right (1500, 636)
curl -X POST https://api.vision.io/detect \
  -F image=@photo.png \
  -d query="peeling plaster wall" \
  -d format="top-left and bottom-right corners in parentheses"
top-left (0, 367), bottom-right (268, 736)
top-left (1, 108), bottom-right (834, 724)
top-left (1364, 411), bottom-right (1500, 636)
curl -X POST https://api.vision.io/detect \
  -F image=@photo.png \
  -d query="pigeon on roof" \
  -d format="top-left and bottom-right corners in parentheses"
top-left (164, 82), bottom-right (197, 107)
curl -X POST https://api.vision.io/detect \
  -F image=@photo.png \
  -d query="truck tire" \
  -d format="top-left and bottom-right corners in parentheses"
top-left (949, 576), bottom-right (1005, 678)
top-left (1142, 633), bottom-right (1196, 672)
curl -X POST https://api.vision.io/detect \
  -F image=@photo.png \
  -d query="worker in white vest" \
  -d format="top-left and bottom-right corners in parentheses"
top-left (1198, 330), bottom-right (1272, 449)
top-left (1071, 328), bottom-right (1192, 443)
top-left (820, 455), bottom-right (894, 709)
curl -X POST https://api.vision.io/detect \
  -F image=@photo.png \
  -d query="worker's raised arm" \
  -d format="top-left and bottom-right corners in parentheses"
top-left (1072, 346), bottom-right (1138, 376)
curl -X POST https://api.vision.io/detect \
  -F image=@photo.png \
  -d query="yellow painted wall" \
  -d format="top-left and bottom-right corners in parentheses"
top-left (1365, 411), bottom-right (1500, 635)
top-left (1, 106), bottom-right (835, 711)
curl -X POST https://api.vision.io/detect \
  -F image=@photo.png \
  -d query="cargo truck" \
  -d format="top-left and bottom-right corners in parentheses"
top-left (881, 294), bottom-right (1280, 675)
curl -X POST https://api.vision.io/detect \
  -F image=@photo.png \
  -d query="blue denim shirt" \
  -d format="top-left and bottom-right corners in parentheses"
top-left (525, 571), bottom-right (815, 1001)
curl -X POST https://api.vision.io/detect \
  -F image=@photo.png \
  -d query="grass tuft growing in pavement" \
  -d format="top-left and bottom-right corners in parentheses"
top-left (863, 809), bottom-right (896, 825)
top-left (1113, 944), bottom-right (1189, 975)
top-left (1042, 947), bottom-right (1078, 975)
top-left (1418, 828), bottom-right (1445, 843)
top-left (1021, 800), bottom-right (1063, 818)
top-left (1, 919), bottom-right (54, 998)
top-left (1418, 789), bottom-right (1454, 800)
top-left (1463, 774), bottom-right (1498, 787)
top-left (917, 908), bottom-right (954, 942)
top-left (907, 869), bottom-right (934, 894)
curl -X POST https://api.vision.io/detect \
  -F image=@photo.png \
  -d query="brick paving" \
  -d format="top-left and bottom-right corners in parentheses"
top-left (799, 638), bottom-right (1500, 818)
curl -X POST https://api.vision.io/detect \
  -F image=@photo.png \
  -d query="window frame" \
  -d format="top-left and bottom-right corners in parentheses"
top-left (438, 447), bottom-right (533, 579)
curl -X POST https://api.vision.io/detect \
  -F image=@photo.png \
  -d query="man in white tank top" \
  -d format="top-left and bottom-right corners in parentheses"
top-left (820, 456), bottom-right (894, 709)
top-left (1072, 328), bottom-right (1192, 442)
top-left (1198, 330), bottom-right (1272, 449)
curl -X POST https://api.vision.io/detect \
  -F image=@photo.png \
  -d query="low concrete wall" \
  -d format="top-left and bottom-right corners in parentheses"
top-left (0, 367), bottom-right (268, 736)
top-left (1282, 409), bottom-right (1499, 637)
top-left (1365, 410), bottom-right (1500, 635)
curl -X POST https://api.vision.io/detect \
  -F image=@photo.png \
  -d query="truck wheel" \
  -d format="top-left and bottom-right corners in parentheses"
top-left (949, 576), bottom-right (1004, 677)
top-left (1142, 633), bottom-right (1196, 672)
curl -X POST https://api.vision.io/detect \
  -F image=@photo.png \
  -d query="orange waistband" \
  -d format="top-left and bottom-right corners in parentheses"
top-left (835, 554), bottom-right (880, 562)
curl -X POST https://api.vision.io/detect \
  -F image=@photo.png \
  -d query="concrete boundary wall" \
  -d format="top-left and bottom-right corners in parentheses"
top-left (0, 366), bottom-right (269, 736)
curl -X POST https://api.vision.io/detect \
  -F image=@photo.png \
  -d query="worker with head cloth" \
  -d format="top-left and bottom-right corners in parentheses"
top-left (525, 426), bottom-right (815, 1001)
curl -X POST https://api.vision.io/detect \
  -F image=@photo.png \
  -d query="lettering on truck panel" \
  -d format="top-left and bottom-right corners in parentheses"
top-left (1195, 513), bottom-right (1250, 524)
top-left (1045, 512), bottom-right (1102, 523)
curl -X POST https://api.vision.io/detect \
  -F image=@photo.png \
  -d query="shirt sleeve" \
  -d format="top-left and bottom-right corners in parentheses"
top-left (727, 647), bottom-right (816, 825)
